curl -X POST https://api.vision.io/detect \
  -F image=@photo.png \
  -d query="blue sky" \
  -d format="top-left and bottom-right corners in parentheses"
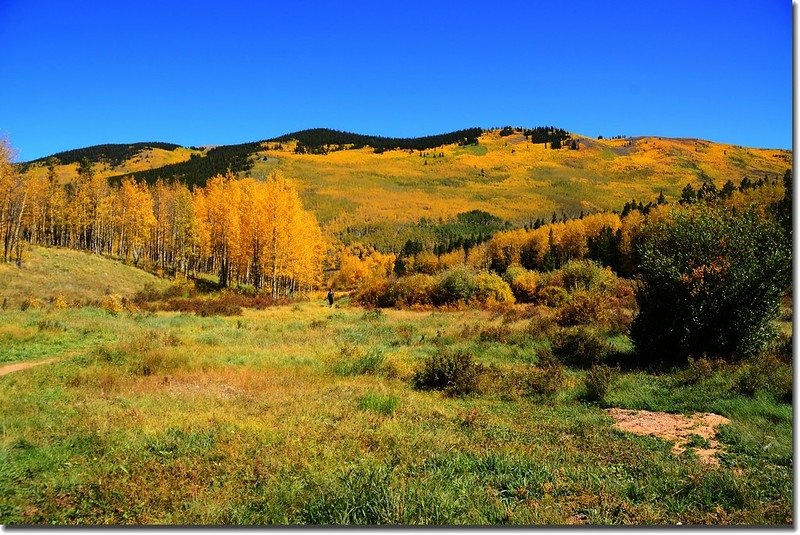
top-left (0, 0), bottom-right (791, 161)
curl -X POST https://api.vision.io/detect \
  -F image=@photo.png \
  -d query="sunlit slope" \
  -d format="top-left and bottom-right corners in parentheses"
top-left (246, 132), bottom-right (790, 229)
top-left (23, 146), bottom-right (201, 185)
top-left (24, 131), bottom-right (790, 231)
top-left (0, 246), bottom-right (170, 306)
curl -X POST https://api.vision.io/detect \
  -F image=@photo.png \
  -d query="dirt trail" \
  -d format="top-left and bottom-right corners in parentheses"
top-left (607, 408), bottom-right (730, 465)
top-left (0, 357), bottom-right (63, 376)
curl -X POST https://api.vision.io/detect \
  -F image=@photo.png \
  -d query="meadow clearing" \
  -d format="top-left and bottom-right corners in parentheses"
top-left (0, 249), bottom-right (792, 525)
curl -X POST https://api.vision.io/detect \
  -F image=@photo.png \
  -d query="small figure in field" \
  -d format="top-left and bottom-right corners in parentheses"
top-left (327, 289), bottom-right (334, 307)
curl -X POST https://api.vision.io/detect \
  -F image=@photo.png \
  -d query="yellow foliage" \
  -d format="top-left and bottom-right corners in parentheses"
top-left (100, 294), bottom-right (124, 315)
top-left (53, 293), bottom-right (68, 309)
top-left (335, 245), bottom-right (395, 289)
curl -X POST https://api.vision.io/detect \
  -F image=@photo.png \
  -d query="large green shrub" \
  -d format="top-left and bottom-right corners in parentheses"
top-left (631, 206), bottom-right (791, 365)
top-left (559, 259), bottom-right (615, 293)
top-left (432, 266), bottom-right (477, 306)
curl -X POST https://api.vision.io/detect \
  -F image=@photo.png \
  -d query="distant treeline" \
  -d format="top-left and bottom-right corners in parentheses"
top-left (106, 141), bottom-right (263, 188)
top-left (496, 126), bottom-right (571, 144)
top-left (22, 142), bottom-right (181, 170)
top-left (272, 128), bottom-right (483, 155)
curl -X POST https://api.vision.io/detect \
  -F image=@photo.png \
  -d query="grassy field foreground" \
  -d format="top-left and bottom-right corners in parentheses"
top-left (0, 297), bottom-right (791, 525)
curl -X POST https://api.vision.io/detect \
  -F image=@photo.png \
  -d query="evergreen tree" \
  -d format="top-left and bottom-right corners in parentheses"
top-left (720, 180), bottom-right (736, 199)
top-left (679, 183), bottom-right (697, 205)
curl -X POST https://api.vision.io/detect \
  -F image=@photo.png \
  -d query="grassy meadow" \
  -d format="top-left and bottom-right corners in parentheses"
top-left (0, 255), bottom-right (792, 525)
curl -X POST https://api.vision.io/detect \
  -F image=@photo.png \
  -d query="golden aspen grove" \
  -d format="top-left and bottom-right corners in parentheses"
top-left (1, 139), bottom-right (323, 297)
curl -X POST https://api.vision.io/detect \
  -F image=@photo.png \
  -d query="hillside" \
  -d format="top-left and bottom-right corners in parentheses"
top-left (0, 246), bottom-right (170, 307)
top-left (20, 127), bottom-right (791, 245)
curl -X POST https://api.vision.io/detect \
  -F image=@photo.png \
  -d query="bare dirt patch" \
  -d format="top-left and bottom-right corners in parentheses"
top-left (607, 408), bottom-right (730, 465)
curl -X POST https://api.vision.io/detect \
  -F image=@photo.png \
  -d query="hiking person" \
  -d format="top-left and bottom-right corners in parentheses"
top-left (327, 289), bottom-right (334, 307)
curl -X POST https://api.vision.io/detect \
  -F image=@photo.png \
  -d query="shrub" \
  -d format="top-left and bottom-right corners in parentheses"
top-left (770, 332), bottom-right (793, 364)
top-left (100, 295), bottom-right (124, 315)
top-left (353, 277), bottom-right (392, 308)
top-left (606, 306), bottom-right (635, 335)
top-left (21, 296), bottom-right (43, 311)
top-left (432, 266), bottom-right (477, 306)
top-left (631, 206), bottom-right (791, 364)
top-left (534, 285), bottom-right (569, 307)
top-left (510, 270), bottom-right (540, 303)
top-left (394, 274), bottom-right (435, 307)
top-left (163, 296), bottom-right (242, 316)
top-left (478, 325), bottom-right (512, 343)
top-left (504, 266), bottom-right (539, 303)
top-left (552, 326), bottom-right (610, 367)
top-left (502, 265), bottom-right (527, 285)
top-left (525, 311), bottom-right (558, 340)
top-left (556, 291), bottom-right (609, 326)
top-left (676, 356), bottom-right (725, 385)
top-left (560, 259), bottom-right (615, 293)
top-left (134, 280), bottom-right (196, 303)
top-left (523, 351), bottom-right (565, 399)
top-left (412, 349), bottom-right (484, 396)
top-left (583, 364), bottom-right (617, 403)
top-left (473, 271), bottom-right (515, 305)
top-left (734, 353), bottom-right (792, 400)
top-left (53, 293), bottom-right (69, 309)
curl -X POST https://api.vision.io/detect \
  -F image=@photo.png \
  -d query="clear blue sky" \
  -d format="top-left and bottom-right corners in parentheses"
top-left (0, 0), bottom-right (792, 161)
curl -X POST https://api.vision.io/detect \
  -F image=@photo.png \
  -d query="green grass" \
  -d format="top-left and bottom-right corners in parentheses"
top-left (0, 300), bottom-right (792, 525)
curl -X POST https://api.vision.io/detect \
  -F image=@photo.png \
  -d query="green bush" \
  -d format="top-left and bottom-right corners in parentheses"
top-left (552, 326), bottom-right (610, 367)
top-left (560, 259), bottom-right (615, 293)
top-left (676, 356), bottom-right (725, 385)
top-left (734, 353), bottom-right (792, 401)
top-left (478, 325), bottom-right (513, 343)
top-left (525, 312), bottom-right (558, 340)
top-left (631, 206), bottom-right (791, 364)
top-left (583, 364), bottom-right (617, 403)
top-left (432, 266), bottom-right (477, 306)
top-left (412, 349), bottom-right (484, 396)
top-left (502, 265), bottom-right (527, 285)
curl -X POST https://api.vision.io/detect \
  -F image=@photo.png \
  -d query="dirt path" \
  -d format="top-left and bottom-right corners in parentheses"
top-left (0, 357), bottom-right (63, 376)
top-left (607, 408), bottom-right (730, 465)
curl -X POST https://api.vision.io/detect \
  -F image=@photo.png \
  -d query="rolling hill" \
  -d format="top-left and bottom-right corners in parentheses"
top-left (20, 127), bottom-right (791, 247)
top-left (0, 246), bottom-right (170, 307)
